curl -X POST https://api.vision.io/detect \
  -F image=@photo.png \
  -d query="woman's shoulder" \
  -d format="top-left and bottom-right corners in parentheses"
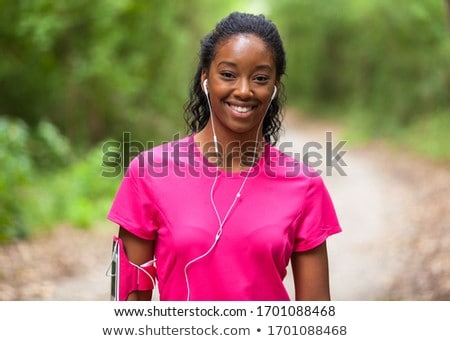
top-left (127, 135), bottom-right (192, 171)
top-left (264, 144), bottom-right (321, 180)
top-left (135, 135), bottom-right (191, 158)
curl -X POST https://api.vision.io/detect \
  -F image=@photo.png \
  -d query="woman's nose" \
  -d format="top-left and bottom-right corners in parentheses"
top-left (234, 79), bottom-right (252, 99)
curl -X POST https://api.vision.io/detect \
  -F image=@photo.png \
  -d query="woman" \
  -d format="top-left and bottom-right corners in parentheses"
top-left (107, 12), bottom-right (341, 301)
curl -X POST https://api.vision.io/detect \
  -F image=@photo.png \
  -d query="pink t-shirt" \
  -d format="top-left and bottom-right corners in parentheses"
top-left (107, 135), bottom-right (341, 300)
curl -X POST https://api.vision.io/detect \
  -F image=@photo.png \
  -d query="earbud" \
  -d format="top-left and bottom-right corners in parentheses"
top-left (271, 85), bottom-right (277, 101)
top-left (202, 79), bottom-right (218, 153)
top-left (203, 79), bottom-right (208, 97)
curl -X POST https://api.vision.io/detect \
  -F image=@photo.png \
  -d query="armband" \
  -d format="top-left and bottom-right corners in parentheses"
top-left (108, 235), bottom-right (156, 301)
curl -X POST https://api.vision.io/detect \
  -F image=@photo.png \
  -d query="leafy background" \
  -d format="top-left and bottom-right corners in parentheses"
top-left (1, 0), bottom-right (449, 242)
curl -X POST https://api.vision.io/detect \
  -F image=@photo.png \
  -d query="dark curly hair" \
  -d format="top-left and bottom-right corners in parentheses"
top-left (183, 12), bottom-right (286, 145)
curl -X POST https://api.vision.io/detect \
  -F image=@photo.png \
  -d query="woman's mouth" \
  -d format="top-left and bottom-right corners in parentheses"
top-left (227, 103), bottom-right (257, 117)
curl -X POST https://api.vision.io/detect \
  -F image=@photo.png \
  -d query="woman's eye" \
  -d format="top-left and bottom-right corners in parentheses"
top-left (255, 75), bottom-right (269, 83)
top-left (220, 72), bottom-right (234, 78)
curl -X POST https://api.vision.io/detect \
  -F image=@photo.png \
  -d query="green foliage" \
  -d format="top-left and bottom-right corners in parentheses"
top-left (30, 120), bottom-right (73, 170)
top-left (0, 0), bottom-right (255, 243)
top-left (1, 0), bottom-right (448, 243)
top-left (399, 109), bottom-right (450, 161)
top-left (23, 143), bottom-right (120, 231)
top-left (270, 0), bottom-right (450, 159)
top-left (0, 0), bottom-right (250, 146)
top-left (0, 117), bottom-right (32, 241)
top-left (0, 120), bottom-right (123, 243)
top-left (0, 116), bottom-right (77, 241)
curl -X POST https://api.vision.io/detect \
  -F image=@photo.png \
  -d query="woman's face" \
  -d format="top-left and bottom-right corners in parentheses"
top-left (201, 33), bottom-right (277, 141)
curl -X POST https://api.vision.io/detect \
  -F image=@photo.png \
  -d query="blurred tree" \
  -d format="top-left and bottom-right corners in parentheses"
top-left (270, 0), bottom-right (450, 135)
top-left (0, 0), bottom-right (253, 241)
top-left (0, 0), bottom-right (247, 147)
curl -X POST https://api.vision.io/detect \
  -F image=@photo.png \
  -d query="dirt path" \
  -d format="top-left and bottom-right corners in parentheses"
top-left (1, 111), bottom-right (449, 300)
top-left (280, 112), bottom-right (450, 300)
top-left (0, 223), bottom-right (112, 300)
top-left (280, 114), bottom-right (410, 300)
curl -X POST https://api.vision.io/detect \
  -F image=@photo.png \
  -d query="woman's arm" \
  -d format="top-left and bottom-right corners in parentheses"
top-left (118, 226), bottom-right (155, 300)
top-left (291, 241), bottom-right (331, 300)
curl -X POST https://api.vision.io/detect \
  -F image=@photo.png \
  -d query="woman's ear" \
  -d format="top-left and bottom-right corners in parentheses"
top-left (273, 81), bottom-right (281, 99)
top-left (275, 80), bottom-right (280, 91)
top-left (200, 71), bottom-right (208, 93)
top-left (201, 72), bottom-right (208, 96)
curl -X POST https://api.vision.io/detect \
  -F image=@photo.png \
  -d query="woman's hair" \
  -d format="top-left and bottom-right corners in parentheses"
top-left (183, 12), bottom-right (286, 145)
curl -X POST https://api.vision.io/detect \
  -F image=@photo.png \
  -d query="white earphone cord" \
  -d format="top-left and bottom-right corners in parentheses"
top-left (184, 82), bottom-right (275, 300)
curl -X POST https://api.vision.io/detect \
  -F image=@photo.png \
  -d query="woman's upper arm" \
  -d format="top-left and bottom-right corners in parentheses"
top-left (291, 241), bottom-right (331, 301)
top-left (118, 226), bottom-right (155, 300)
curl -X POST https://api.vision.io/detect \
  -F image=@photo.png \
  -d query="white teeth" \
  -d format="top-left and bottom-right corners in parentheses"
top-left (230, 104), bottom-right (252, 113)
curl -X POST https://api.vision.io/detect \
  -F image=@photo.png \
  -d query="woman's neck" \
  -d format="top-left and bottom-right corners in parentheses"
top-left (194, 124), bottom-right (264, 172)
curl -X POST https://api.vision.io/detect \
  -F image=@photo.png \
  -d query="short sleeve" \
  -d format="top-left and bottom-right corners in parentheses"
top-left (293, 174), bottom-right (342, 252)
top-left (107, 153), bottom-right (159, 240)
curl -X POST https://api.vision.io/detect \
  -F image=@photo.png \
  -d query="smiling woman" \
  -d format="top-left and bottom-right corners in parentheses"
top-left (197, 33), bottom-right (277, 166)
top-left (107, 12), bottom-right (342, 301)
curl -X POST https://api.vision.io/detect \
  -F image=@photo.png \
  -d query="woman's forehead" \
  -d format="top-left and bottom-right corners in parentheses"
top-left (212, 33), bottom-right (275, 68)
